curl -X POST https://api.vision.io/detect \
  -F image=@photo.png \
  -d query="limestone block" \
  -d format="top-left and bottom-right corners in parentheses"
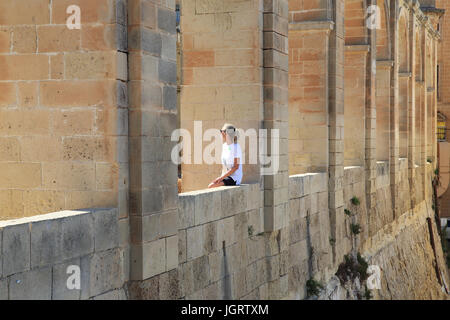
top-left (52, 258), bottom-right (81, 300)
top-left (130, 239), bottom-right (166, 280)
top-left (178, 229), bottom-right (187, 264)
top-left (203, 281), bottom-right (221, 300)
top-left (247, 209), bottom-right (263, 236)
top-left (203, 222), bottom-right (217, 255)
top-left (310, 173), bottom-right (327, 193)
top-left (30, 218), bottom-right (63, 268)
top-left (9, 267), bottom-right (51, 300)
top-left (93, 208), bottom-right (119, 252)
top-left (166, 235), bottom-right (178, 271)
top-left (217, 216), bottom-right (235, 248)
top-left (289, 198), bottom-right (300, 222)
top-left (210, 250), bottom-right (226, 283)
top-left (2, 223), bottom-right (30, 276)
top-left (279, 274), bottom-right (289, 298)
top-left (0, 83), bottom-right (16, 107)
top-left (86, 249), bottom-right (124, 297)
top-left (221, 187), bottom-right (246, 218)
top-left (288, 218), bottom-right (307, 244)
top-left (159, 59), bottom-right (176, 84)
top-left (194, 190), bottom-right (221, 225)
top-left (61, 213), bottom-right (94, 260)
top-left (192, 256), bottom-right (210, 292)
top-left (159, 209), bottom-right (178, 238)
top-left (310, 192), bottom-right (318, 214)
top-left (141, 28), bottom-right (162, 56)
top-left (127, 275), bottom-right (160, 300)
top-left (288, 175), bottom-right (304, 199)
top-left (161, 33), bottom-right (176, 61)
top-left (0, 163), bottom-right (41, 189)
top-left (179, 261), bottom-right (194, 297)
top-left (288, 239), bottom-right (307, 267)
top-left (246, 183), bottom-right (260, 211)
top-left (0, 278), bottom-right (7, 299)
top-left (187, 225), bottom-right (204, 261)
top-left (232, 269), bottom-right (247, 299)
top-left (158, 7), bottom-right (176, 34)
top-left (0, 28), bottom-right (10, 54)
top-left (118, 218), bottom-right (129, 248)
top-left (159, 269), bottom-right (180, 299)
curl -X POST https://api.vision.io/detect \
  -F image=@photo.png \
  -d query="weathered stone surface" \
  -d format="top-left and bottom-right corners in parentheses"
top-left (159, 269), bottom-right (179, 299)
top-left (166, 235), bottom-right (178, 271)
top-left (52, 259), bottom-right (81, 300)
top-left (30, 218), bottom-right (63, 268)
top-left (9, 267), bottom-right (51, 300)
top-left (87, 249), bottom-right (124, 297)
top-left (0, 278), bottom-right (7, 299)
top-left (127, 276), bottom-right (160, 300)
top-left (93, 208), bottom-right (119, 251)
top-left (61, 213), bottom-right (94, 260)
top-left (2, 223), bottom-right (30, 276)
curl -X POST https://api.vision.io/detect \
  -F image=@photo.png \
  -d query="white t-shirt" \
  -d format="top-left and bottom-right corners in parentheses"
top-left (221, 143), bottom-right (243, 185)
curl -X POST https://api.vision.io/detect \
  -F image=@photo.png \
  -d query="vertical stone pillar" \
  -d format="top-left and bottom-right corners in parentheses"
top-left (263, 0), bottom-right (289, 232)
top-left (390, 2), bottom-right (400, 219)
top-left (127, 0), bottom-right (179, 291)
top-left (408, 5), bottom-right (417, 208)
top-left (328, 0), bottom-right (345, 264)
top-left (433, 39), bottom-right (438, 164)
top-left (365, 0), bottom-right (377, 235)
top-left (421, 25), bottom-right (428, 201)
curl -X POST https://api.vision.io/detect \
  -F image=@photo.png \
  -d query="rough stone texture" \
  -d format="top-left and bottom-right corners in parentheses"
top-left (9, 267), bottom-right (52, 300)
top-left (52, 259), bottom-right (81, 300)
top-left (0, 0), bottom-right (128, 220)
top-left (0, 278), bottom-right (7, 299)
top-left (0, 0), bottom-right (448, 301)
top-left (2, 223), bottom-right (30, 276)
top-left (0, 209), bottom-right (126, 300)
top-left (93, 208), bottom-right (119, 251)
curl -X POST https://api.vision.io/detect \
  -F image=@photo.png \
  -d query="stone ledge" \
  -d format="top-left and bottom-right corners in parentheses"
top-left (288, 172), bottom-right (327, 200)
top-left (0, 208), bottom-right (125, 300)
top-left (179, 184), bottom-right (260, 227)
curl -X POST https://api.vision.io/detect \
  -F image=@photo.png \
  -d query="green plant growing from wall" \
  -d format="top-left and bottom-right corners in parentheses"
top-left (350, 223), bottom-right (361, 235)
top-left (248, 225), bottom-right (264, 240)
top-left (356, 253), bottom-right (369, 280)
top-left (248, 225), bottom-right (254, 237)
top-left (351, 196), bottom-right (360, 206)
top-left (344, 209), bottom-right (353, 217)
top-left (329, 237), bottom-right (336, 246)
top-left (336, 253), bottom-right (371, 300)
top-left (306, 278), bottom-right (324, 298)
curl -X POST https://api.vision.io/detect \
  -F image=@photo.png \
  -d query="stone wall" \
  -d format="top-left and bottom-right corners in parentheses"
top-left (0, 0), bottom-right (448, 301)
top-left (0, 0), bottom-right (128, 220)
top-left (0, 167), bottom-right (447, 300)
top-left (0, 208), bottom-right (127, 299)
